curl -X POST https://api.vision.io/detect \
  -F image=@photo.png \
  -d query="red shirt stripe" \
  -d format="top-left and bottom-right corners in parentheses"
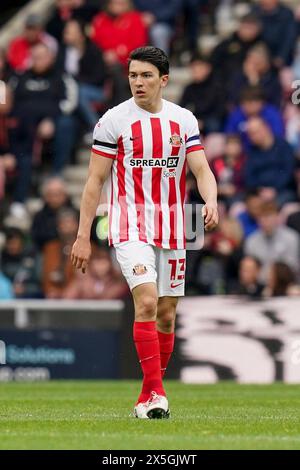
top-left (180, 159), bottom-right (187, 245)
top-left (151, 117), bottom-right (163, 247)
top-left (169, 121), bottom-right (180, 249)
top-left (108, 173), bottom-right (114, 245)
top-left (117, 136), bottom-right (129, 242)
top-left (131, 121), bottom-right (147, 243)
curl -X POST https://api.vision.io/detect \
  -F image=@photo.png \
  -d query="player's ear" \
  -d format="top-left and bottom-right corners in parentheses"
top-left (160, 75), bottom-right (169, 88)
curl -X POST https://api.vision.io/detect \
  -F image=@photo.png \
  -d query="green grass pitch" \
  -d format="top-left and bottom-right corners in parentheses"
top-left (0, 381), bottom-right (300, 450)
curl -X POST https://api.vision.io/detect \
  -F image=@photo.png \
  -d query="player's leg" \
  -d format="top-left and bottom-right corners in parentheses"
top-left (132, 282), bottom-right (166, 402)
top-left (156, 248), bottom-right (186, 379)
top-left (114, 241), bottom-right (167, 417)
top-left (156, 296), bottom-right (178, 378)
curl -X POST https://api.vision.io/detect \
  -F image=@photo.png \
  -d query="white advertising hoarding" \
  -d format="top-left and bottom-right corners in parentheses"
top-left (177, 297), bottom-right (300, 383)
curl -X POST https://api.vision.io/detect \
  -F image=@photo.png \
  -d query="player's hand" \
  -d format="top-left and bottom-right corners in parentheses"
top-left (71, 237), bottom-right (91, 274)
top-left (202, 202), bottom-right (218, 231)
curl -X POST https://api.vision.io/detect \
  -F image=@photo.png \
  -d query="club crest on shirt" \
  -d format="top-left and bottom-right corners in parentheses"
top-left (133, 264), bottom-right (148, 276)
top-left (169, 134), bottom-right (183, 147)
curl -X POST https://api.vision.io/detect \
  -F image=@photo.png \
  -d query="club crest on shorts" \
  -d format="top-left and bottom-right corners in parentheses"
top-left (133, 264), bottom-right (148, 276)
top-left (169, 134), bottom-right (183, 147)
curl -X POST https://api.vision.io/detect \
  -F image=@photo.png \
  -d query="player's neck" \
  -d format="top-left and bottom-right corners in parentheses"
top-left (134, 97), bottom-right (163, 114)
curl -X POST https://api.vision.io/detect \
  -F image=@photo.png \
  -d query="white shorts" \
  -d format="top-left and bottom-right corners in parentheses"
top-left (114, 240), bottom-right (186, 297)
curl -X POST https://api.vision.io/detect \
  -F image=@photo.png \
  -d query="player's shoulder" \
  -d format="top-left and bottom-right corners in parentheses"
top-left (164, 99), bottom-right (196, 121)
top-left (98, 99), bottom-right (133, 126)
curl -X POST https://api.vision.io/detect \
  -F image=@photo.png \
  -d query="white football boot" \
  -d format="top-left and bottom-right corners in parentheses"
top-left (146, 391), bottom-right (169, 419)
top-left (134, 401), bottom-right (149, 419)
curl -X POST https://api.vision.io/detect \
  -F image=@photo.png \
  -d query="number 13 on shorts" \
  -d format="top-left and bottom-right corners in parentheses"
top-left (168, 258), bottom-right (185, 289)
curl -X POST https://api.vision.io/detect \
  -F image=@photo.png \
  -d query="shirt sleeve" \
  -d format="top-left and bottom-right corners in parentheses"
top-left (92, 110), bottom-right (118, 159)
top-left (185, 111), bottom-right (204, 155)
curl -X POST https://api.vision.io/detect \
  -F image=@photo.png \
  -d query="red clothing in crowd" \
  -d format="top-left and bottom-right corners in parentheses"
top-left (7, 33), bottom-right (57, 72)
top-left (91, 11), bottom-right (147, 66)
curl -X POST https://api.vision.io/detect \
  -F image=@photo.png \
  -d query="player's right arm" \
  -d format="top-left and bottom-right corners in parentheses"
top-left (71, 153), bottom-right (113, 273)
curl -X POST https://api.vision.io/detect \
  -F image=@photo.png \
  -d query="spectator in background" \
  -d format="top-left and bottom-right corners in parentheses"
top-left (264, 261), bottom-right (299, 297)
top-left (237, 189), bottom-right (262, 239)
top-left (7, 14), bottom-right (58, 73)
top-left (0, 45), bottom-right (11, 77)
top-left (91, 0), bottom-right (147, 68)
top-left (0, 227), bottom-right (42, 298)
top-left (245, 201), bottom-right (300, 283)
top-left (179, 54), bottom-right (226, 134)
top-left (9, 43), bottom-right (78, 215)
top-left (245, 117), bottom-right (296, 206)
top-left (134, 0), bottom-right (182, 55)
top-left (285, 105), bottom-right (300, 155)
top-left (188, 217), bottom-right (243, 295)
top-left (211, 134), bottom-right (245, 206)
top-left (46, 0), bottom-right (99, 42)
top-left (253, 0), bottom-right (297, 67)
top-left (292, 36), bottom-right (300, 79)
top-left (234, 255), bottom-right (264, 298)
top-left (212, 13), bottom-right (263, 90)
top-left (287, 209), bottom-right (300, 238)
top-left (57, 18), bottom-right (107, 138)
top-left (31, 177), bottom-right (75, 249)
top-left (181, 0), bottom-right (202, 54)
top-left (0, 50), bottom-right (16, 210)
top-left (42, 207), bottom-right (78, 298)
top-left (229, 43), bottom-right (282, 108)
top-left (209, 217), bottom-right (244, 293)
top-left (63, 246), bottom-right (129, 299)
top-left (91, 0), bottom-right (147, 104)
top-left (225, 86), bottom-right (284, 149)
top-left (0, 269), bottom-right (14, 299)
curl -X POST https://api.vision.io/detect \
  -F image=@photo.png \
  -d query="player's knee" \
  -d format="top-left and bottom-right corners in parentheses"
top-left (135, 295), bottom-right (158, 320)
top-left (157, 309), bottom-right (176, 333)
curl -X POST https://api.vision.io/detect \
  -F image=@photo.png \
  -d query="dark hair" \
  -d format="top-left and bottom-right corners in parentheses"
top-left (240, 12), bottom-right (261, 26)
top-left (4, 227), bottom-right (25, 242)
top-left (240, 86), bottom-right (265, 103)
top-left (190, 53), bottom-right (212, 66)
top-left (270, 262), bottom-right (295, 296)
top-left (226, 133), bottom-right (241, 143)
top-left (56, 207), bottom-right (79, 224)
top-left (128, 46), bottom-right (169, 76)
top-left (64, 17), bottom-right (88, 39)
top-left (245, 188), bottom-right (260, 200)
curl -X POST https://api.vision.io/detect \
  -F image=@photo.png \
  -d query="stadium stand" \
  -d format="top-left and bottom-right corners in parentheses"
top-left (1, 0), bottom-right (300, 299)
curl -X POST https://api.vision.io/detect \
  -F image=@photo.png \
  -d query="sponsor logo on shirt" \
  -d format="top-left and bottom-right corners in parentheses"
top-left (129, 157), bottom-right (179, 168)
top-left (163, 170), bottom-right (176, 178)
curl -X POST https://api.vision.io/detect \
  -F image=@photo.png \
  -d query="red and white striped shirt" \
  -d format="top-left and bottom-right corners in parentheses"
top-left (92, 98), bottom-right (203, 249)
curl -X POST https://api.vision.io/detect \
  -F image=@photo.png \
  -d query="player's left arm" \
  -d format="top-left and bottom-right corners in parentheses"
top-left (187, 149), bottom-right (219, 231)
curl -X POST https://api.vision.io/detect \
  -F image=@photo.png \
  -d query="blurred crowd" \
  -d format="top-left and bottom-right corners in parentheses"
top-left (1, 0), bottom-right (300, 300)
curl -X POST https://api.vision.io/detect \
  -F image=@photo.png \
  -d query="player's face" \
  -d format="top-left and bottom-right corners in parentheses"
top-left (128, 60), bottom-right (168, 110)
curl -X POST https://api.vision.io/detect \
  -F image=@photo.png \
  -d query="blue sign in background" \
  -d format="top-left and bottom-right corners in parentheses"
top-left (0, 329), bottom-right (120, 379)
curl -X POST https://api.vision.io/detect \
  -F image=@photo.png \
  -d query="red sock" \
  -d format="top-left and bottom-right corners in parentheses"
top-left (157, 331), bottom-right (175, 378)
top-left (133, 321), bottom-right (165, 404)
